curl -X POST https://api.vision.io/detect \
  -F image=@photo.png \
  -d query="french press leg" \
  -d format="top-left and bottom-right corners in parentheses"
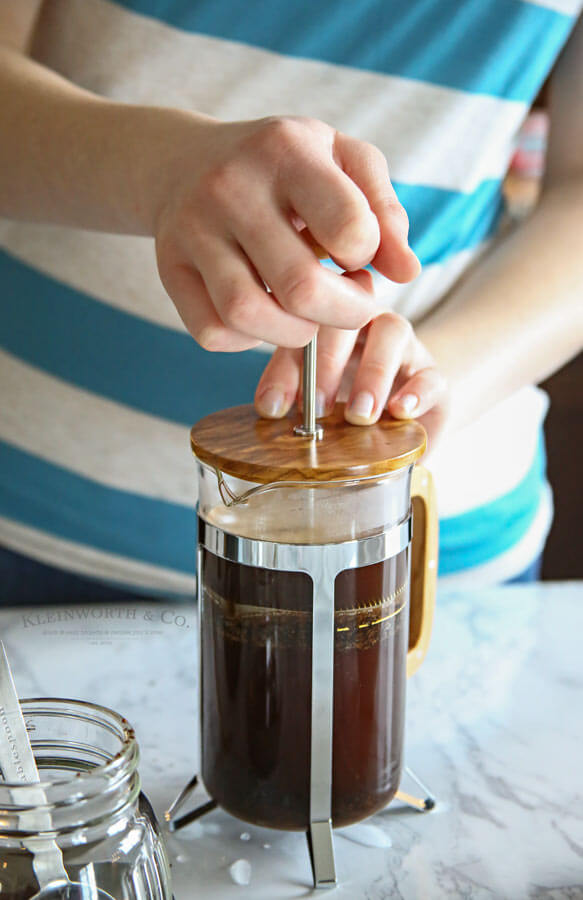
top-left (394, 766), bottom-right (436, 812)
top-left (307, 821), bottom-right (336, 889)
top-left (164, 775), bottom-right (218, 832)
top-left (308, 570), bottom-right (337, 888)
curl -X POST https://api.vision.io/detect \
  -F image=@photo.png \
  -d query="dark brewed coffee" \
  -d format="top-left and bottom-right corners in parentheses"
top-left (201, 548), bottom-right (409, 829)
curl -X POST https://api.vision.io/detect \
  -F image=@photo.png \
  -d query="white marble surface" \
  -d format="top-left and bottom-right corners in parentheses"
top-left (1, 582), bottom-right (582, 899)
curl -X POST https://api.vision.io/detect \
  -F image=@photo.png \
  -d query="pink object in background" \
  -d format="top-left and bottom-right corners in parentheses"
top-left (509, 110), bottom-right (549, 178)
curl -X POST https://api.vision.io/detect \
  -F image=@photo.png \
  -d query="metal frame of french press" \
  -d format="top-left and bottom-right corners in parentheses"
top-left (196, 511), bottom-right (412, 887)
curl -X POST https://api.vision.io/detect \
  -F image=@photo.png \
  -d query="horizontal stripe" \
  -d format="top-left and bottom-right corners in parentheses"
top-left (438, 434), bottom-right (546, 573)
top-left (1, 327), bottom-right (544, 526)
top-left (393, 179), bottom-right (502, 268)
top-left (0, 251), bottom-right (267, 427)
top-left (0, 212), bottom-right (493, 425)
top-left (34, 0), bottom-right (530, 194)
top-left (0, 441), bottom-right (196, 574)
top-left (428, 386), bottom-right (549, 516)
top-left (0, 187), bottom-right (501, 427)
top-left (113, 0), bottom-right (574, 100)
top-left (0, 222), bottom-right (486, 339)
top-left (0, 487), bottom-right (553, 598)
top-left (0, 223), bottom-right (185, 332)
top-left (0, 437), bottom-right (549, 591)
top-left (372, 243), bottom-right (487, 323)
top-left (523, 0), bottom-right (582, 13)
top-left (0, 350), bottom-right (196, 506)
top-left (0, 515), bottom-right (196, 597)
top-left (438, 482), bottom-right (553, 588)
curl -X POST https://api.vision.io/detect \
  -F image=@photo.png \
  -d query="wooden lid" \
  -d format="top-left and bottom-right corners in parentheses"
top-left (190, 403), bottom-right (426, 484)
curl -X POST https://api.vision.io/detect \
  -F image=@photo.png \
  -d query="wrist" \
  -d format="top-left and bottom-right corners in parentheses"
top-left (122, 104), bottom-right (220, 236)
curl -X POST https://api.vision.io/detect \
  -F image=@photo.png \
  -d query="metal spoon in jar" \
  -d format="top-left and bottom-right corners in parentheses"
top-left (0, 642), bottom-right (116, 900)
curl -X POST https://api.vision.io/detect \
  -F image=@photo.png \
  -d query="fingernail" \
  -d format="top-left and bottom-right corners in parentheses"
top-left (315, 389), bottom-right (326, 418)
top-left (257, 387), bottom-right (285, 418)
top-left (348, 390), bottom-right (375, 421)
top-left (396, 393), bottom-right (418, 415)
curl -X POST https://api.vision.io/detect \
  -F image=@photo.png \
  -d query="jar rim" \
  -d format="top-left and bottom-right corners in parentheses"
top-left (0, 696), bottom-right (138, 792)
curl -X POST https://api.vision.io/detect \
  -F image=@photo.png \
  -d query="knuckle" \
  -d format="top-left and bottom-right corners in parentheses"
top-left (199, 161), bottom-right (239, 205)
top-left (384, 311), bottom-right (413, 343)
top-left (361, 358), bottom-right (389, 380)
top-left (280, 269), bottom-right (321, 318)
top-left (260, 116), bottom-right (303, 153)
top-left (177, 214), bottom-right (209, 250)
top-left (258, 115), bottom-right (331, 161)
top-left (317, 345), bottom-right (343, 373)
top-left (238, 214), bottom-right (266, 248)
top-left (222, 290), bottom-right (256, 332)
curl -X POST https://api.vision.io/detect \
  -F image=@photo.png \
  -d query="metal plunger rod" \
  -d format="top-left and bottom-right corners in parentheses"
top-left (294, 335), bottom-right (324, 439)
top-left (303, 335), bottom-right (318, 432)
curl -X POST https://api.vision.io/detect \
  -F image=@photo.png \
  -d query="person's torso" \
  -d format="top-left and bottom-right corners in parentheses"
top-left (0, 0), bottom-right (580, 594)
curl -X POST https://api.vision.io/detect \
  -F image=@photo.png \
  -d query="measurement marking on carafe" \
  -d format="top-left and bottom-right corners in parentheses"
top-left (336, 593), bottom-right (408, 632)
top-left (350, 583), bottom-right (406, 613)
top-left (364, 599), bottom-right (408, 629)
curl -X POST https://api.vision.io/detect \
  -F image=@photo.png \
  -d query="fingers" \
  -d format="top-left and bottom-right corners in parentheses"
top-left (283, 154), bottom-right (381, 272)
top-left (254, 328), bottom-right (358, 421)
top-left (230, 192), bottom-right (378, 331)
top-left (387, 366), bottom-right (447, 420)
top-left (254, 346), bottom-right (302, 418)
top-left (255, 270), bottom-right (371, 419)
top-left (312, 271), bottom-right (372, 414)
top-left (256, 301), bottom-right (448, 450)
top-left (345, 311), bottom-right (443, 425)
top-left (313, 326), bottom-right (360, 416)
top-left (335, 133), bottom-right (421, 283)
top-left (156, 256), bottom-right (261, 352)
top-left (345, 312), bottom-right (416, 424)
top-left (157, 115), bottom-right (423, 355)
top-left (195, 234), bottom-right (317, 348)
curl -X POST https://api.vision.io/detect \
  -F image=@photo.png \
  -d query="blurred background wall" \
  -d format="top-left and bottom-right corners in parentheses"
top-left (504, 107), bottom-right (581, 580)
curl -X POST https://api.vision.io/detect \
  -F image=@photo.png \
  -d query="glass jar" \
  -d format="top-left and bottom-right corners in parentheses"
top-left (0, 698), bottom-right (173, 900)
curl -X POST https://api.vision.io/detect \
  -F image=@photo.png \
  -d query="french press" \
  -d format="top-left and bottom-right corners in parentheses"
top-left (187, 338), bottom-right (437, 888)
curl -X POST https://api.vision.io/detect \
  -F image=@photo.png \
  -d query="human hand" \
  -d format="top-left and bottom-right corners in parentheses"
top-left (154, 115), bottom-right (420, 352)
top-left (254, 270), bottom-right (448, 448)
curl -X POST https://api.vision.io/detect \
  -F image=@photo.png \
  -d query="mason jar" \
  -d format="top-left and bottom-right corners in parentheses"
top-left (0, 698), bottom-right (173, 900)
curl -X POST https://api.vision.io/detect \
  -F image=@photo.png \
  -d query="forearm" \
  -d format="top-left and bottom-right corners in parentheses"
top-left (0, 45), bottom-right (214, 234)
top-left (416, 179), bottom-right (583, 435)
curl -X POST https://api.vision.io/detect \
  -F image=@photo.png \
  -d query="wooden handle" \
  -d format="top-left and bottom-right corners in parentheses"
top-left (407, 465), bottom-right (438, 678)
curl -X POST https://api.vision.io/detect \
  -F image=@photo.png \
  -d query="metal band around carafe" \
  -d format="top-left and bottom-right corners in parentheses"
top-left (197, 515), bottom-right (411, 574)
top-left (197, 513), bottom-right (412, 888)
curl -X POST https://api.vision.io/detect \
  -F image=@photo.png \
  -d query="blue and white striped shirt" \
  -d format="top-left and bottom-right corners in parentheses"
top-left (0, 0), bottom-right (580, 596)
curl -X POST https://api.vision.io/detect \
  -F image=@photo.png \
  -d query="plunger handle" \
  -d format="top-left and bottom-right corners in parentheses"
top-left (294, 335), bottom-right (324, 440)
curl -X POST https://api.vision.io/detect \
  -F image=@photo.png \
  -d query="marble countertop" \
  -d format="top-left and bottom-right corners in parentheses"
top-left (1, 582), bottom-right (582, 899)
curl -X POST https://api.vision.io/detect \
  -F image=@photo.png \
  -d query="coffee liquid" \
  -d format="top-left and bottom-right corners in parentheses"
top-left (201, 548), bottom-right (409, 830)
